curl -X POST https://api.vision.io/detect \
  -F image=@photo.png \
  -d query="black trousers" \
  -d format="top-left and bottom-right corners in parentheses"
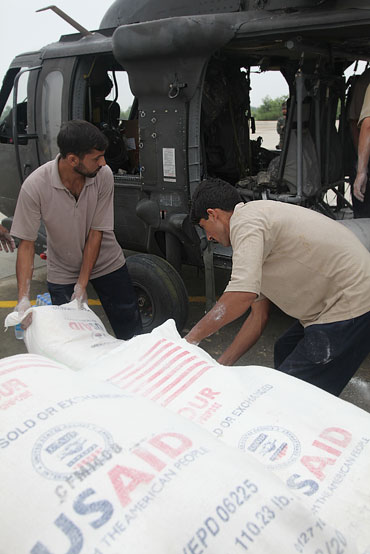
top-left (274, 311), bottom-right (370, 396)
top-left (47, 264), bottom-right (142, 340)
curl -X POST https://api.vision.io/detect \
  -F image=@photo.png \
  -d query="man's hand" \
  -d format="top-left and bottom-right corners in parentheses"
top-left (71, 283), bottom-right (88, 309)
top-left (353, 172), bottom-right (367, 202)
top-left (0, 225), bottom-right (15, 253)
top-left (15, 295), bottom-right (32, 330)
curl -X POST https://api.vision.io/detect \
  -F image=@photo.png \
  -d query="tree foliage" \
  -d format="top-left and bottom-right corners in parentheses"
top-left (0, 105), bottom-right (11, 123)
top-left (251, 95), bottom-right (288, 120)
top-left (120, 106), bottom-right (131, 120)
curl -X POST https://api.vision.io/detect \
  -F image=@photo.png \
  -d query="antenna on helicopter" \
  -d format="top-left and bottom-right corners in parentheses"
top-left (36, 5), bottom-right (93, 37)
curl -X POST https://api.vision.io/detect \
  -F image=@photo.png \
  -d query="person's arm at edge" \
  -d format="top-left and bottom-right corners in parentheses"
top-left (353, 116), bottom-right (370, 202)
top-left (185, 291), bottom-right (257, 346)
top-left (16, 239), bottom-right (35, 302)
top-left (218, 297), bottom-right (270, 366)
top-left (73, 229), bottom-right (103, 303)
top-left (0, 224), bottom-right (15, 252)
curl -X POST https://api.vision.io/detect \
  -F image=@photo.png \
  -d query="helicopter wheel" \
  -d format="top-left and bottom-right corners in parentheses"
top-left (126, 253), bottom-right (189, 333)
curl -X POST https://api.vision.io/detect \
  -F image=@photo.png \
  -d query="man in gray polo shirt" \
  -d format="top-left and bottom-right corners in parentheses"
top-left (185, 178), bottom-right (370, 396)
top-left (11, 119), bottom-right (142, 339)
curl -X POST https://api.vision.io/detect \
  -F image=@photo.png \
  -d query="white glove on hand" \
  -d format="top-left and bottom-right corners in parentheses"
top-left (15, 296), bottom-right (32, 329)
top-left (71, 284), bottom-right (88, 309)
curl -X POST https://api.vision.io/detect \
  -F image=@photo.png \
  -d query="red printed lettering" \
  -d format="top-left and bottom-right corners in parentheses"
top-left (300, 456), bottom-right (336, 481)
top-left (69, 322), bottom-right (83, 330)
top-left (132, 447), bottom-right (167, 471)
top-left (0, 379), bottom-right (27, 397)
top-left (300, 427), bottom-right (352, 481)
top-left (149, 432), bottom-right (192, 458)
top-left (108, 465), bottom-right (155, 507)
top-left (312, 440), bottom-right (341, 457)
top-left (319, 427), bottom-right (352, 448)
top-left (199, 388), bottom-right (220, 400)
top-left (177, 389), bottom-right (221, 421)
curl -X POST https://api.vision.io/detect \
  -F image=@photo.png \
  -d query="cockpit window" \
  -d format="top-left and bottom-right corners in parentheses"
top-left (0, 68), bottom-right (29, 143)
top-left (41, 70), bottom-right (63, 159)
top-left (72, 56), bottom-right (138, 175)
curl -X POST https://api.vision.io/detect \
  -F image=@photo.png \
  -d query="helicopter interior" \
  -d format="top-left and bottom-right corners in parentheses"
top-left (82, 48), bottom-right (362, 218)
top-left (200, 53), bottom-right (361, 216)
top-left (0, 34), bottom-right (365, 220)
top-left (80, 58), bottom-right (139, 175)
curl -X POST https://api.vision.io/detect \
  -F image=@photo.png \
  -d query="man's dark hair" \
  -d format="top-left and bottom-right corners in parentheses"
top-left (57, 119), bottom-right (109, 158)
top-left (190, 178), bottom-right (242, 225)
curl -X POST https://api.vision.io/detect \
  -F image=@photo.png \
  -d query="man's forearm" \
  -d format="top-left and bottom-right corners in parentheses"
top-left (218, 298), bottom-right (270, 366)
top-left (185, 291), bottom-right (257, 346)
top-left (353, 118), bottom-right (370, 202)
top-left (77, 229), bottom-right (103, 288)
top-left (16, 240), bottom-right (35, 301)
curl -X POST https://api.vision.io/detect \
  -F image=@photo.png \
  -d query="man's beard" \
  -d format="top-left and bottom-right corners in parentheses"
top-left (73, 164), bottom-right (100, 178)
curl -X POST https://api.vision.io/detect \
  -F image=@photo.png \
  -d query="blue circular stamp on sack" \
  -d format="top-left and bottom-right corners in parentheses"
top-left (238, 425), bottom-right (301, 469)
top-left (32, 422), bottom-right (115, 481)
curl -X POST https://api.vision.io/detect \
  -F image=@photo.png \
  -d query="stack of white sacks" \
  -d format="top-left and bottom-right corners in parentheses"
top-left (3, 301), bottom-right (370, 553)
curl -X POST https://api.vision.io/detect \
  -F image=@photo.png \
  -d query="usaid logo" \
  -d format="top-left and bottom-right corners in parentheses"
top-left (238, 425), bottom-right (301, 469)
top-left (32, 422), bottom-right (115, 481)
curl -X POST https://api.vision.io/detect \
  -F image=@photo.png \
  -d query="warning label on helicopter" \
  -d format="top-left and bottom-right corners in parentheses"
top-left (163, 148), bottom-right (176, 181)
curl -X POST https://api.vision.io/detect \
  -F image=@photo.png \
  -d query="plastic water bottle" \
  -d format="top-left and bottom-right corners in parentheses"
top-left (36, 293), bottom-right (51, 306)
top-left (14, 293), bottom-right (51, 340)
top-left (14, 323), bottom-right (24, 340)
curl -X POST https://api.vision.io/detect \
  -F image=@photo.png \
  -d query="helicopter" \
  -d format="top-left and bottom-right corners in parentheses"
top-left (1, 0), bottom-right (370, 332)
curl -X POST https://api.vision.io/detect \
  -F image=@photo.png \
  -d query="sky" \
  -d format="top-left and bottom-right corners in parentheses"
top-left (0, 1), bottom-right (365, 109)
top-left (1, 1), bottom-right (107, 80)
top-left (0, 0), bottom-right (290, 109)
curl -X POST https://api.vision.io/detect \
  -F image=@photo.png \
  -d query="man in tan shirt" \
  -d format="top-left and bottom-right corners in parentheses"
top-left (185, 179), bottom-right (370, 396)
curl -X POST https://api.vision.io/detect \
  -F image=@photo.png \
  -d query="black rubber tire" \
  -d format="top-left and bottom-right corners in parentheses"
top-left (126, 253), bottom-right (189, 333)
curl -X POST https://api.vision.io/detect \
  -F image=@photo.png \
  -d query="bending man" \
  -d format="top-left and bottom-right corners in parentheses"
top-left (11, 119), bottom-right (142, 339)
top-left (185, 179), bottom-right (370, 396)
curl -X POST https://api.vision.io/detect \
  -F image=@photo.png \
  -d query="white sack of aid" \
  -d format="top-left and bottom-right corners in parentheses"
top-left (80, 319), bottom-right (370, 551)
top-left (0, 353), bottom-right (356, 554)
top-left (4, 302), bottom-right (370, 551)
top-left (4, 299), bottom-right (122, 369)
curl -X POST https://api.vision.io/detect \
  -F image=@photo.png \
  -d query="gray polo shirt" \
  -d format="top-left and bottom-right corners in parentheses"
top-left (11, 155), bottom-right (125, 284)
